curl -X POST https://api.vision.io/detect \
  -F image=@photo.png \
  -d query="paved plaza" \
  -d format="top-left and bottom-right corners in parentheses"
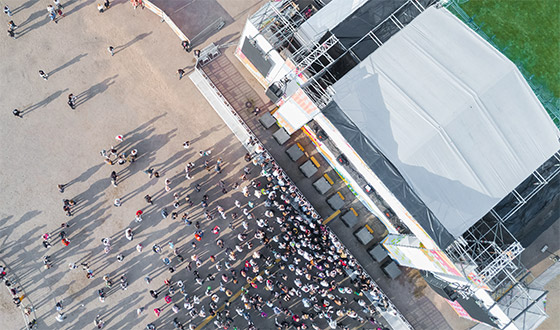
top-left (0, 1), bottom-right (252, 329)
top-left (7, 1), bottom-right (553, 330)
top-left (0, 1), bottom-right (388, 330)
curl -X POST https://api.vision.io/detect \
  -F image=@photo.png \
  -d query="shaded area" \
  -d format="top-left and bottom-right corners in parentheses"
top-left (200, 53), bottom-right (458, 330)
top-left (151, 0), bottom-right (233, 43)
top-left (322, 100), bottom-right (454, 249)
top-left (47, 53), bottom-right (88, 77)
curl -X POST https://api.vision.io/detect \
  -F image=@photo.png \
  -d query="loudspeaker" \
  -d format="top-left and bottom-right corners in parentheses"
top-left (265, 83), bottom-right (283, 103)
top-left (317, 129), bottom-right (328, 141)
top-left (443, 286), bottom-right (458, 301)
top-left (337, 154), bottom-right (348, 166)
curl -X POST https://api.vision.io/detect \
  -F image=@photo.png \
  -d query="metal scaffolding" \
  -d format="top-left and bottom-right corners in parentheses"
top-left (491, 151), bottom-right (560, 226)
top-left (299, 0), bottom-right (433, 108)
top-left (249, 1), bottom-right (309, 52)
top-left (444, 210), bottom-right (550, 329)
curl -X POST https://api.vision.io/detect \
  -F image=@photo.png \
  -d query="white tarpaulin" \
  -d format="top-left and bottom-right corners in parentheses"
top-left (329, 6), bottom-right (560, 238)
top-left (297, 0), bottom-right (369, 42)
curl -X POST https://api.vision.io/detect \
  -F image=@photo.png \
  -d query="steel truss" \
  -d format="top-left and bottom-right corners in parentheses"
top-left (445, 212), bottom-right (549, 329)
top-left (447, 216), bottom-right (527, 295)
top-left (249, 1), bottom-right (308, 52)
top-left (495, 274), bottom-right (548, 330)
top-left (299, 0), bottom-right (430, 108)
top-left (491, 151), bottom-right (560, 223)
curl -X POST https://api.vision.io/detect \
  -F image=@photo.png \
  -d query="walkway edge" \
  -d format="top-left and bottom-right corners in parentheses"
top-left (190, 69), bottom-right (252, 150)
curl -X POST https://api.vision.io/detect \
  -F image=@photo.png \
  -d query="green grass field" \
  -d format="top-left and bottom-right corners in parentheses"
top-left (460, 0), bottom-right (560, 98)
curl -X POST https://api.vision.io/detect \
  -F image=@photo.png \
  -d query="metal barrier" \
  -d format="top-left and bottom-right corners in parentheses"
top-left (143, 0), bottom-right (190, 42)
top-left (1, 262), bottom-right (36, 330)
top-left (194, 59), bottom-right (413, 329)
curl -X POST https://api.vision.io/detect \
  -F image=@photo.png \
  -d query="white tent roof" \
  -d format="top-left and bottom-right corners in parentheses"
top-left (330, 6), bottom-right (560, 238)
top-left (297, 0), bottom-right (369, 42)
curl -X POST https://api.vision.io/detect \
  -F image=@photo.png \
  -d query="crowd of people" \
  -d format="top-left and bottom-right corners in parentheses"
top-left (127, 143), bottom-right (392, 329)
top-left (36, 134), bottom-right (393, 329)
top-left (4, 1), bottom-right (398, 329)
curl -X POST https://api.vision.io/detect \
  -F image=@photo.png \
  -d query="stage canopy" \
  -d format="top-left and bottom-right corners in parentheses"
top-left (322, 6), bottom-right (560, 248)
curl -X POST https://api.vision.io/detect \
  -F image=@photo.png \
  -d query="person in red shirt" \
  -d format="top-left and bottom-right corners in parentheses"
top-left (62, 238), bottom-right (70, 246)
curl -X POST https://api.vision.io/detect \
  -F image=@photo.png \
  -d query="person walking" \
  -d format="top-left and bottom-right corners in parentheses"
top-left (177, 68), bottom-right (185, 80)
top-left (55, 313), bottom-right (66, 322)
top-left (49, 11), bottom-right (57, 23)
top-left (7, 28), bottom-right (16, 40)
top-left (54, 0), bottom-right (64, 10)
top-left (94, 314), bottom-right (104, 329)
top-left (47, 5), bottom-right (58, 23)
top-left (144, 194), bottom-right (153, 205)
top-left (3, 6), bottom-right (12, 17)
top-left (107, 46), bottom-right (114, 56)
top-left (97, 3), bottom-right (105, 13)
top-left (39, 70), bottom-right (49, 80)
top-left (12, 109), bottom-right (22, 118)
top-left (56, 7), bottom-right (65, 18)
top-left (67, 94), bottom-right (76, 109)
top-left (8, 21), bottom-right (17, 30)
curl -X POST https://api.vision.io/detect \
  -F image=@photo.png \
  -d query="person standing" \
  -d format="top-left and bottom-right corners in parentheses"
top-left (110, 171), bottom-right (118, 187)
top-left (3, 6), bottom-right (12, 17)
top-left (67, 94), bottom-right (76, 109)
top-left (181, 40), bottom-right (190, 52)
top-left (177, 68), bottom-right (185, 80)
top-left (8, 21), bottom-right (17, 30)
top-left (12, 109), bottom-right (22, 118)
top-left (107, 46), bottom-right (114, 56)
top-left (39, 70), bottom-right (49, 80)
top-left (7, 28), bottom-right (16, 39)
top-left (97, 3), bottom-right (105, 13)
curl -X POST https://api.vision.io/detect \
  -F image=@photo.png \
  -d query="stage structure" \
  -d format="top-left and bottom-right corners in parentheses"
top-left (235, 1), bottom-right (560, 329)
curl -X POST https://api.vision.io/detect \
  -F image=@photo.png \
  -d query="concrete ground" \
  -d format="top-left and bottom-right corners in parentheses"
top-left (522, 219), bottom-right (560, 330)
top-left (0, 1), bottom-right (382, 330)
top-left (2, 1), bottom-right (541, 330)
top-left (0, 0), bottom-right (263, 329)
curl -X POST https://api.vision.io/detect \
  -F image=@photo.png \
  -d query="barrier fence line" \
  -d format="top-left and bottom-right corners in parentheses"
top-left (194, 63), bottom-right (413, 330)
top-left (1, 260), bottom-right (36, 330)
top-left (143, 0), bottom-right (190, 43)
